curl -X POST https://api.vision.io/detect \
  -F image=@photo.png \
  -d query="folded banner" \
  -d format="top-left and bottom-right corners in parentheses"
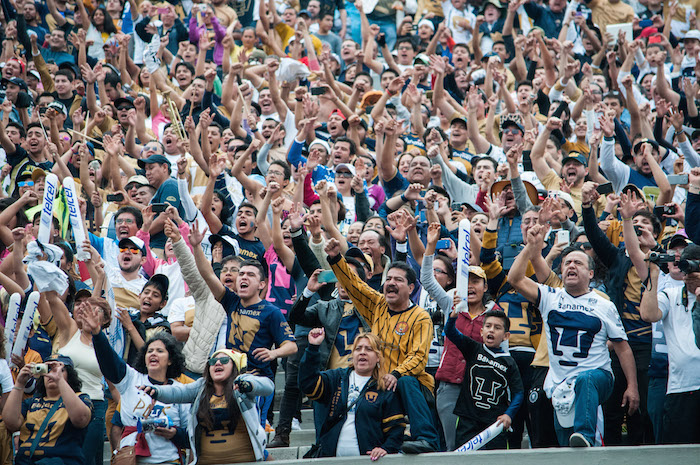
top-left (455, 421), bottom-right (504, 452)
top-left (63, 177), bottom-right (90, 261)
top-left (38, 173), bottom-right (59, 244)
top-left (11, 291), bottom-right (40, 367)
top-left (456, 218), bottom-right (471, 300)
top-left (4, 293), bottom-right (21, 362)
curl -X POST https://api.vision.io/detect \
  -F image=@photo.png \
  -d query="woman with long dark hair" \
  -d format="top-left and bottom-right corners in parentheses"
top-left (299, 330), bottom-right (405, 459)
top-left (2, 355), bottom-right (92, 465)
top-left (78, 308), bottom-right (189, 465)
top-left (138, 349), bottom-right (273, 464)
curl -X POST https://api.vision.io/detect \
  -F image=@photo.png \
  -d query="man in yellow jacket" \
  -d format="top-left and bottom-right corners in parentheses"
top-left (325, 238), bottom-right (440, 453)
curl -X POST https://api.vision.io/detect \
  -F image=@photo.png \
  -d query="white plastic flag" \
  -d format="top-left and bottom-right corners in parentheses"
top-left (456, 219), bottom-right (471, 300)
top-left (11, 291), bottom-right (40, 367)
top-left (38, 173), bottom-right (59, 244)
top-left (63, 177), bottom-right (90, 261)
top-left (455, 421), bottom-right (504, 452)
top-left (4, 293), bottom-right (21, 362)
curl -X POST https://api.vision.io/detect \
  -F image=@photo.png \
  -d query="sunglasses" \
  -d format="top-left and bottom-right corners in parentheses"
top-left (117, 106), bottom-right (133, 111)
top-left (208, 356), bottom-right (231, 366)
top-left (18, 181), bottom-right (34, 187)
top-left (119, 247), bottom-right (141, 254)
top-left (502, 128), bottom-right (521, 135)
top-left (577, 242), bottom-right (593, 250)
top-left (336, 171), bottom-right (353, 178)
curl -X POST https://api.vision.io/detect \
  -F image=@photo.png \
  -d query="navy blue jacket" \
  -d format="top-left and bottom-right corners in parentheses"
top-left (299, 345), bottom-right (405, 457)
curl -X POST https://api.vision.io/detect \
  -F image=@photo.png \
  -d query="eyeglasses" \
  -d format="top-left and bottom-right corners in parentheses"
top-left (116, 218), bottom-right (135, 225)
top-left (18, 181), bottom-right (34, 187)
top-left (398, 46), bottom-right (413, 51)
top-left (336, 171), bottom-right (353, 178)
top-left (433, 268), bottom-right (448, 275)
top-left (119, 247), bottom-right (141, 254)
top-left (502, 128), bottom-right (521, 135)
top-left (578, 242), bottom-right (593, 250)
top-left (208, 356), bottom-right (231, 366)
top-left (267, 169), bottom-right (285, 176)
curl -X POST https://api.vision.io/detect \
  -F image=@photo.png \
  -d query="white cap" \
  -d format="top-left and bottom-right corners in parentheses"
top-left (334, 163), bottom-right (356, 176)
top-left (684, 30), bottom-right (700, 41)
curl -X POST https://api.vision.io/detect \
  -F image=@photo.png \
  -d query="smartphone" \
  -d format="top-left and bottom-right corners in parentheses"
top-left (451, 202), bottom-right (463, 212)
top-left (151, 203), bottom-right (169, 213)
top-left (654, 204), bottom-right (677, 219)
top-left (436, 239), bottom-right (451, 250)
top-left (317, 270), bottom-right (338, 284)
top-left (556, 230), bottom-right (570, 245)
top-left (106, 193), bottom-right (125, 202)
top-left (310, 87), bottom-right (326, 96)
top-left (596, 182), bottom-right (614, 195)
top-left (667, 174), bottom-right (689, 185)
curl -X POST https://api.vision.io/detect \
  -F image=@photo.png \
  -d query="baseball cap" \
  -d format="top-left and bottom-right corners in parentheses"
top-left (125, 175), bottom-right (150, 188)
top-left (209, 233), bottom-right (240, 258)
top-left (114, 96), bottom-right (135, 109)
top-left (335, 163), bottom-right (356, 176)
top-left (413, 53), bottom-right (430, 65)
top-left (143, 273), bottom-right (170, 301)
top-left (75, 288), bottom-right (93, 301)
top-left (684, 30), bottom-right (700, 41)
top-left (450, 115), bottom-right (468, 126)
top-left (31, 168), bottom-right (47, 182)
top-left (500, 118), bottom-right (524, 133)
top-left (137, 154), bottom-right (171, 169)
top-left (345, 247), bottom-right (373, 275)
top-left (468, 266), bottom-right (487, 281)
top-left (48, 101), bottom-right (68, 117)
top-left (633, 138), bottom-right (660, 154)
top-left (417, 19), bottom-right (435, 32)
top-left (46, 354), bottom-right (75, 368)
top-left (118, 236), bottom-right (146, 255)
top-left (1, 76), bottom-right (27, 91)
top-left (668, 231), bottom-right (691, 250)
top-left (561, 152), bottom-right (588, 167)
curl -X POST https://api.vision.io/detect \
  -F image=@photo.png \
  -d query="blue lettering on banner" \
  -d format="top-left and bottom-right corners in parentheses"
top-left (42, 183), bottom-right (55, 216)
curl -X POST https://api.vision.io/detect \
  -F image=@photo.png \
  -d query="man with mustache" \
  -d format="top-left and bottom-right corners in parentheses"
top-left (325, 238), bottom-right (441, 453)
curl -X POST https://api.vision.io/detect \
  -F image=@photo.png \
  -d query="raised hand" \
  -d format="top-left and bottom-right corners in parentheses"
top-left (308, 327), bottom-right (326, 345)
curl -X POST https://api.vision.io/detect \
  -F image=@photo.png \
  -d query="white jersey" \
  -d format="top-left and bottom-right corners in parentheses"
top-left (116, 366), bottom-right (190, 464)
top-left (537, 284), bottom-right (627, 396)
top-left (658, 286), bottom-right (700, 394)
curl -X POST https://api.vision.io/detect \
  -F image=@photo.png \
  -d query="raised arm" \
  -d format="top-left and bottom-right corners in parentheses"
top-left (507, 224), bottom-right (544, 303)
top-left (187, 220), bottom-right (226, 301)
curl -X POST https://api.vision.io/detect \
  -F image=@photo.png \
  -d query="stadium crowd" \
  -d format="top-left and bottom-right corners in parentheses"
top-left (0, 0), bottom-right (698, 461)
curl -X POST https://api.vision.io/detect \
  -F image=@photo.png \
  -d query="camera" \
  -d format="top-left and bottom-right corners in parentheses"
top-left (648, 252), bottom-right (675, 264)
top-left (32, 363), bottom-right (48, 377)
top-left (138, 416), bottom-right (173, 432)
top-left (679, 259), bottom-right (700, 274)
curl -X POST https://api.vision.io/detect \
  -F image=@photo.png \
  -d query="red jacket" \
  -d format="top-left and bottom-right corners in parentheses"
top-left (435, 306), bottom-right (495, 384)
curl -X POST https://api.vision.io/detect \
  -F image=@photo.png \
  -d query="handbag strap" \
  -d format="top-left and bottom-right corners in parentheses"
top-left (29, 398), bottom-right (64, 458)
top-left (319, 373), bottom-right (373, 437)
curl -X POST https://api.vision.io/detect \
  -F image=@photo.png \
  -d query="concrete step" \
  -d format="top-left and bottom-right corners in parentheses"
top-left (267, 428), bottom-right (317, 447)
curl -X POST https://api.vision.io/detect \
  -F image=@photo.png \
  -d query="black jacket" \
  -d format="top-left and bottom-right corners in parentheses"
top-left (299, 345), bottom-right (405, 457)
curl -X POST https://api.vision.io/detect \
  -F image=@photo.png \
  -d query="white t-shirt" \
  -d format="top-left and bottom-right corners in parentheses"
top-left (537, 284), bottom-right (628, 396)
top-left (116, 367), bottom-right (190, 463)
top-left (167, 295), bottom-right (195, 325)
top-left (658, 286), bottom-right (700, 394)
top-left (0, 359), bottom-right (13, 393)
top-left (336, 371), bottom-right (371, 456)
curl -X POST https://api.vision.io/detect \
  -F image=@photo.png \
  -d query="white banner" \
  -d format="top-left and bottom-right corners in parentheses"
top-left (455, 421), bottom-right (504, 452)
top-left (11, 291), bottom-right (40, 366)
top-left (4, 293), bottom-right (21, 362)
top-left (63, 177), bottom-right (90, 261)
top-left (38, 173), bottom-right (59, 244)
top-left (456, 219), bottom-right (471, 300)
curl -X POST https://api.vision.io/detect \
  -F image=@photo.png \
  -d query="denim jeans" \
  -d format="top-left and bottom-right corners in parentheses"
top-left (396, 376), bottom-right (441, 450)
top-left (553, 368), bottom-right (613, 446)
top-left (647, 376), bottom-right (667, 444)
top-left (83, 399), bottom-right (108, 465)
